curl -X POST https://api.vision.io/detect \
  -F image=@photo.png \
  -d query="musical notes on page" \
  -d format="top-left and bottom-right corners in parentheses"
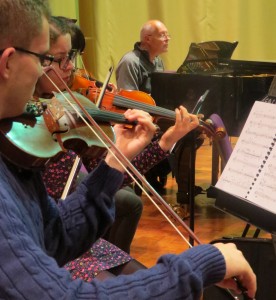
top-left (248, 147), bottom-right (276, 213)
top-left (216, 101), bottom-right (276, 214)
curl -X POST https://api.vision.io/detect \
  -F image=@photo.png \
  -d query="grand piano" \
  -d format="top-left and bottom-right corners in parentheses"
top-left (151, 41), bottom-right (276, 136)
top-left (151, 41), bottom-right (276, 206)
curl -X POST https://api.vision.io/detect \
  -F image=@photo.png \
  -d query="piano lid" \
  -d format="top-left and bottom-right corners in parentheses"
top-left (177, 40), bottom-right (239, 74)
top-left (177, 40), bottom-right (276, 75)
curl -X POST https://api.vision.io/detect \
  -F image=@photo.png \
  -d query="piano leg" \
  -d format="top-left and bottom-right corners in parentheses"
top-left (170, 131), bottom-right (205, 244)
top-left (171, 132), bottom-right (204, 201)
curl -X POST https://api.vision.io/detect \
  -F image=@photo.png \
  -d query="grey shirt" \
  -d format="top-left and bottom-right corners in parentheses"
top-left (116, 42), bottom-right (164, 94)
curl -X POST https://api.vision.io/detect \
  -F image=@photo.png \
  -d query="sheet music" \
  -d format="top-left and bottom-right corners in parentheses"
top-left (216, 101), bottom-right (276, 214)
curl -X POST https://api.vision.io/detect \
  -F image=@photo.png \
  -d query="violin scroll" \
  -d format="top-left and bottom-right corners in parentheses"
top-left (70, 68), bottom-right (116, 96)
top-left (199, 118), bottom-right (226, 140)
top-left (214, 126), bottom-right (226, 139)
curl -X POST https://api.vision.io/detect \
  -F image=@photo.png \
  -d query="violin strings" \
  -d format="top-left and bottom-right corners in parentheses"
top-left (43, 68), bottom-right (197, 247)
top-left (114, 94), bottom-right (176, 119)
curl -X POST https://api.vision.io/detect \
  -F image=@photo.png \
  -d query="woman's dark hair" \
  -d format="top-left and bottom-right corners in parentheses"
top-left (49, 16), bottom-right (71, 44)
top-left (55, 16), bottom-right (86, 53)
top-left (70, 24), bottom-right (86, 53)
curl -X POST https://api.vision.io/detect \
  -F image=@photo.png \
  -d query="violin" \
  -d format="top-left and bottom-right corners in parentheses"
top-left (70, 68), bottom-right (116, 94)
top-left (74, 85), bottom-right (225, 140)
top-left (69, 68), bottom-right (225, 140)
top-left (0, 92), bottom-right (136, 170)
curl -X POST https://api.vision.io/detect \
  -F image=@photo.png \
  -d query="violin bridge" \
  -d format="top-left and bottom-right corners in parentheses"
top-left (43, 97), bottom-right (65, 133)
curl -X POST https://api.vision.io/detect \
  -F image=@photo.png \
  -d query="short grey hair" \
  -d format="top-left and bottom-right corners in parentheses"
top-left (140, 20), bottom-right (163, 41)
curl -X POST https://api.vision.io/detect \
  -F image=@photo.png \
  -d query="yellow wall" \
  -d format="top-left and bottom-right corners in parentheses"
top-left (49, 0), bottom-right (276, 82)
top-left (49, 0), bottom-right (79, 19)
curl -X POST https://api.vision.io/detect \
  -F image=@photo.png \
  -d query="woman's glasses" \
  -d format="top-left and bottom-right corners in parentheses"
top-left (52, 49), bottom-right (78, 70)
top-left (147, 33), bottom-right (171, 40)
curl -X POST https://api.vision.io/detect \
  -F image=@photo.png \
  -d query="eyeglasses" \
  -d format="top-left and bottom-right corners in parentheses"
top-left (52, 49), bottom-right (78, 70)
top-left (158, 33), bottom-right (171, 40)
top-left (0, 47), bottom-right (55, 67)
top-left (148, 33), bottom-right (171, 40)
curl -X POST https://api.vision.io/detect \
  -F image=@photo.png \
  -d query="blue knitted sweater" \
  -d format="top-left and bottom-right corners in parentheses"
top-left (0, 156), bottom-right (225, 299)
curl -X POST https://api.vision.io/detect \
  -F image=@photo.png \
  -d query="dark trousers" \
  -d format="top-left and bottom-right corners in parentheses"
top-left (104, 186), bottom-right (143, 254)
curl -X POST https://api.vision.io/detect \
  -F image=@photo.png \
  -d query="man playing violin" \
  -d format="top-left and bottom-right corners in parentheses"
top-left (0, 1), bottom-right (256, 299)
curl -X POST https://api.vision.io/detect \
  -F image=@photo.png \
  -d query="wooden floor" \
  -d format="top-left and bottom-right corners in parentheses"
top-left (130, 137), bottom-right (270, 267)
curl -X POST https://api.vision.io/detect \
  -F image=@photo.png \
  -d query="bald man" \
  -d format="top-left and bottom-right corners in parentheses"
top-left (116, 20), bottom-right (170, 93)
top-left (115, 20), bottom-right (172, 194)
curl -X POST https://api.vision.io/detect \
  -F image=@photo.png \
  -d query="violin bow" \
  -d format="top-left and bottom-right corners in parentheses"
top-left (43, 66), bottom-right (200, 246)
top-left (60, 155), bottom-right (82, 200)
top-left (95, 66), bottom-right (114, 108)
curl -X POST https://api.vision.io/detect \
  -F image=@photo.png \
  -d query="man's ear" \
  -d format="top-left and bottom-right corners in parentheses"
top-left (144, 35), bottom-right (152, 43)
top-left (0, 48), bottom-right (16, 79)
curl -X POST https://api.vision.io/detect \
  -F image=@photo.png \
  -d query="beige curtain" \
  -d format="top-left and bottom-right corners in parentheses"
top-left (50, 0), bottom-right (276, 82)
top-left (49, 0), bottom-right (79, 19)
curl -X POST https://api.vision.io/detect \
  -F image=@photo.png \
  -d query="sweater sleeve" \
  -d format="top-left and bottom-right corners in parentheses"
top-left (97, 244), bottom-right (226, 300)
top-left (0, 207), bottom-right (226, 300)
top-left (0, 157), bottom-right (226, 299)
top-left (43, 160), bottom-right (124, 265)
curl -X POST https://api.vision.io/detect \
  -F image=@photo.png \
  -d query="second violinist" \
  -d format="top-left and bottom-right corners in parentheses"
top-left (35, 16), bottom-right (146, 279)
top-left (36, 16), bottom-right (199, 280)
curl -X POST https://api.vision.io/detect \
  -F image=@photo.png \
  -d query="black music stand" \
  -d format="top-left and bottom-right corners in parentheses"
top-left (215, 188), bottom-right (276, 234)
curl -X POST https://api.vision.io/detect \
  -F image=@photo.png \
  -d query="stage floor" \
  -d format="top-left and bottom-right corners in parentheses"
top-left (131, 137), bottom-right (271, 267)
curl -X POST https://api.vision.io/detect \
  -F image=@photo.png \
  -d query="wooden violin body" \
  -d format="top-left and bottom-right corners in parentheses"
top-left (74, 85), bottom-right (226, 140)
top-left (0, 92), bottom-right (134, 169)
top-left (70, 69), bottom-right (116, 94)
top-left (69, 68), bottom-right (226, 140)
